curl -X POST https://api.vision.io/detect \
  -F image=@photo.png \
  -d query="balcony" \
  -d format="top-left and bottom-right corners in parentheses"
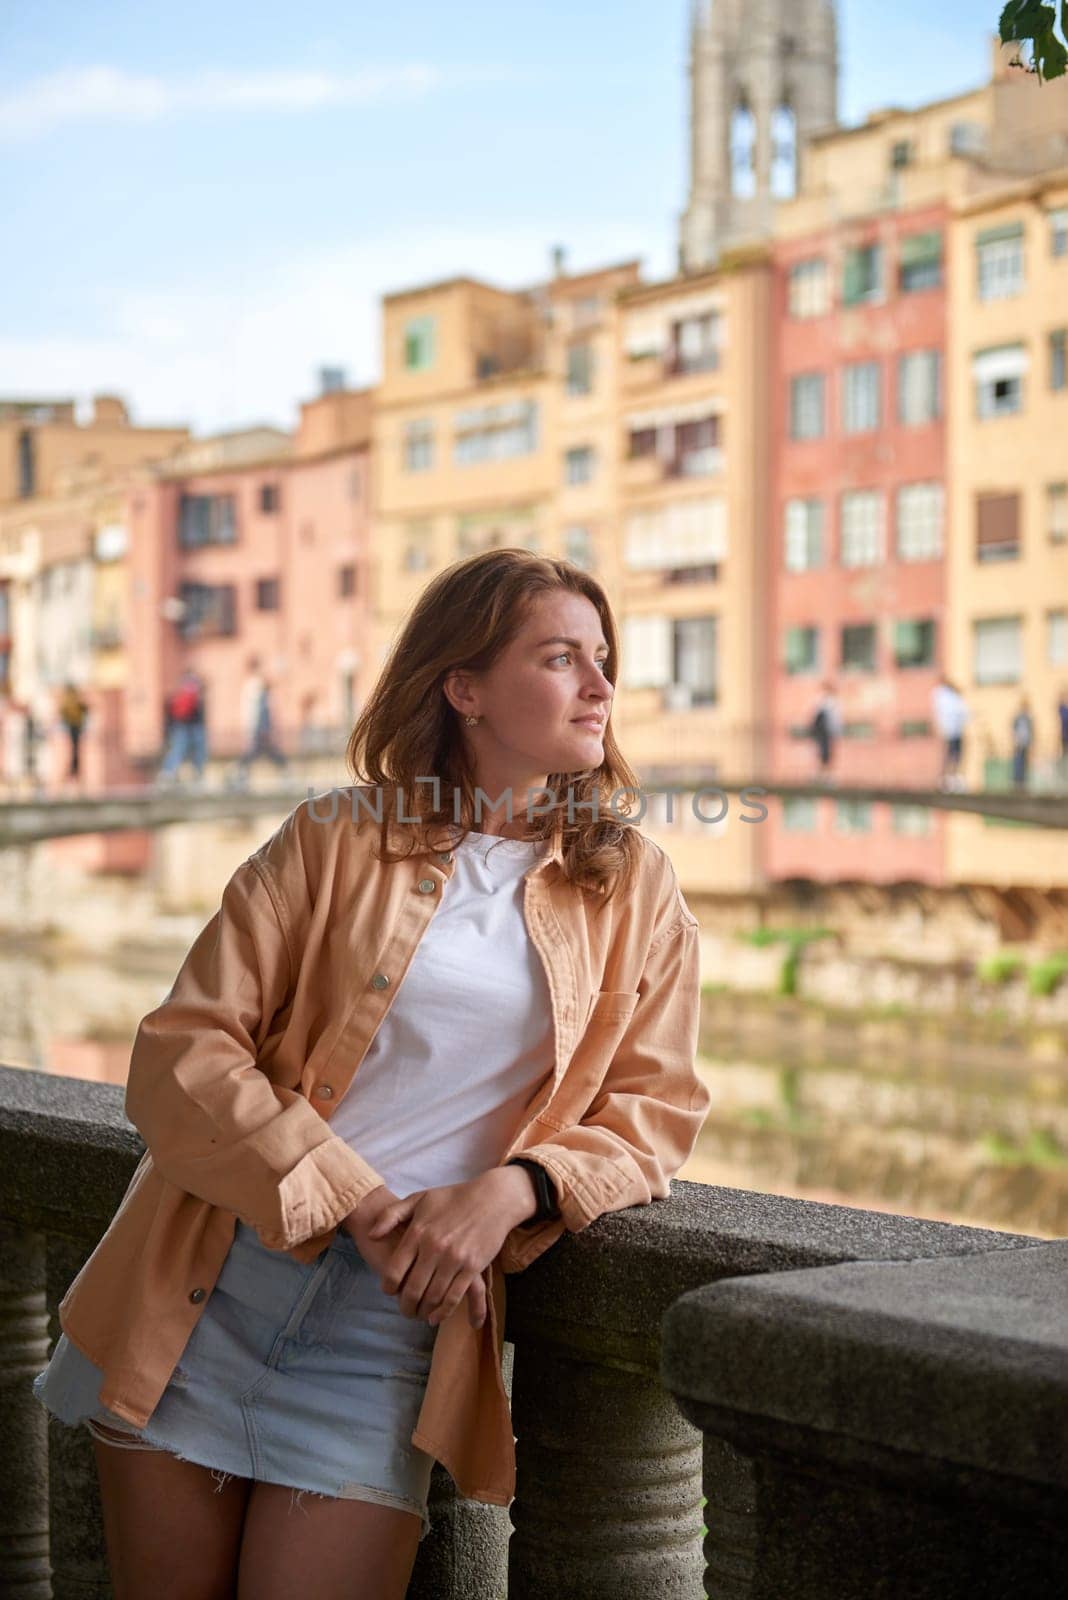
top-left (4, 1063), bottom-right (1066, 1600)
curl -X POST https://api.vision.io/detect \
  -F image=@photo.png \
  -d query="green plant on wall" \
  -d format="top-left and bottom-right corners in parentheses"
top-left (977, 951), bottom-right (1026, 985)
top-left (1027, 952), bottom-right (1068, 996)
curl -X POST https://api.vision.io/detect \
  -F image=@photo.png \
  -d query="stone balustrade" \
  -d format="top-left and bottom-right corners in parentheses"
top-left (2, 1061), bottom-right (1063, 1600)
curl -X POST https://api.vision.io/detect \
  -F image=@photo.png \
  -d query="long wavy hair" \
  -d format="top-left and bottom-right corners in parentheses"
top-left (345, 547), bottom-right (644, 903)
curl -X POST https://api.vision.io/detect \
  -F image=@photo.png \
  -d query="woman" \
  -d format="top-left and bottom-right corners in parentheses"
top-left (32, 549), bottom-right (711, 1600)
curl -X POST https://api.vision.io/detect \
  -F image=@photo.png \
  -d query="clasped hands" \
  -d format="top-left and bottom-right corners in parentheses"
top-left (341, 1166), bottom-right (538, 1331)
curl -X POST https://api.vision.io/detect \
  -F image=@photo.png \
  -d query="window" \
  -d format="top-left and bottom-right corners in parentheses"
top-left (673, 616), bottom-right (718, 706)
top-left (623, 615), bottom-right (717, 705)
top-left (973, 616), bottom-right (1022, 684)
top-left (841, 623), bottom-right (877, 673)
top-left (770, 103), bottom-right (797, 198)
top-left (566, 342), bottom-right (594, 396)
top-left (899, 719), bottom-right (932, 738)
top-left (784, 625), bottom-right (820, 674)
top-left (842, 361), bottom-right (881, 433)
top-left (178, 494), bottom-right (236, 549)
top-left (259, 483), bottom-right (281, 514)
top-left (672, 312), bottom-right (721, 375)
top-left (1048, 610), bottom-right (1068, 665)
top-left (890, 139), bottom-right (913, 171)
top-left (896, 482), bottom-right (944, 561)
top-left (338, 564), bottom-right (357, 598)
top-left (788, 258), bottom-right (829, 318)
top-left (899, 230), bottom-right (942, 292)
top-left (674, 416), bottom-right (721, 475)
top-left (840, 490), bottom-right (884, 568)
top-left (178, 582), bottom-right (236, 639)
top-left (974, 344), bottom-right (1026, 418)
top-left (789, 373), bottom-right (825, 440)
top-left (402, 419), bottom-right (434, 472)
top-left (898, 350), bottom-right (941, 425)
top-left (730, 101), bottom-right (756, 198)
top-left (254, 577), bottom-right (280, 612)
top-left (1050, 483), bottom-right (1068, 543)
top-left (454, 400), bottom-right (538, 463)
top-left (782, 796), bottom-right (818, 832)
top-left (784, 498), bottom-right (823, 571)
top-left (564, 526), bottom-right (594, 569)
top-left (627, 425), bottom-right (657, 459)
top-left (402, 522), bottom-right (434, 571)
top-left (976, 223), bottom-right (1024, 300)
top-left (842, 244), bottom-right (883, 306)
top-left (976, 492), bottom-right (1020, 563)
top-left (564, 446), bottom-right (595, 486)
top-left (625, 498), bottom-right (726, 573)
top-left (403, 316), bottom-right (435, 371)
top-left (622, 615), bottom-right (672, 689)
top-left (893, 618), bottom-right (936, 668)
top-left (834, 799), bottom-right (873, 834)
top-left (17, 429), bottom-right (35, 498)
top-left (1050, 330), bottom-right (1067, 391)
top-left (1051, 207), bottom-right (1068, 258)
top-left (892, 805), bottom-right (931, 836)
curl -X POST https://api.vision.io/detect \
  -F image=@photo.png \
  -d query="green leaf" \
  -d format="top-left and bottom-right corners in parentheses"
top-left (999, 0), bottom-right (1054, 40)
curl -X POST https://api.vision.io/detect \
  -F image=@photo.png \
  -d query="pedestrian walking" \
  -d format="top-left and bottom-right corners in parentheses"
top-left (57, 682), bottom-right (89, 782)
top-left (31, 548), bottom-right (711, 1599)
top-left (1011, 696), bottom-right (1034, 789)
top-left (809, 680), bottom-right (842, 779)
top-left (159, 671), bottom-right (207, 784)
top-left (931, 676), bottom-right (970, 790)
top-left (236, 656), bottom-right (287, 782)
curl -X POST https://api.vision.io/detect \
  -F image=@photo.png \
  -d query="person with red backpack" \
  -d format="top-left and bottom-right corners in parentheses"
top-left (159, 670), bottom-right (207, 784)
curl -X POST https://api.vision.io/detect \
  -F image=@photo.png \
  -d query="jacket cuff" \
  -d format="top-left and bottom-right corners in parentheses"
top-left (263, 1136), bottom-right (386, 1249)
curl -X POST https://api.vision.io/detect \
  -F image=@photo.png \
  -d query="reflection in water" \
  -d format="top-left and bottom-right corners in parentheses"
top-left (680, 1006), bottom-right (1068, 1238)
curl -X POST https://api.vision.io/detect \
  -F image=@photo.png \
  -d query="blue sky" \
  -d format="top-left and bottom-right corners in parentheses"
top-left (0, 1), bottom-right (997, 433)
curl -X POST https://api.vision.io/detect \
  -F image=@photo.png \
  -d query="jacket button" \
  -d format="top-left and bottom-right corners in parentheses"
top-left (189, 1288), bottom-right (206, 1304)
top-left (314, 1084), bottom-right (334, 1098)
top-left (417, 878), bottom-right (437, 894)
top-left (371, 973), bottom-right (390, 990)
top-left (436, 852), bottom-right (453, 864)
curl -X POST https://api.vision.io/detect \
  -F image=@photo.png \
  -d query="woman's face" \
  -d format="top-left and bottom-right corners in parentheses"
top-left (448, 589), bottom-right (614, 801)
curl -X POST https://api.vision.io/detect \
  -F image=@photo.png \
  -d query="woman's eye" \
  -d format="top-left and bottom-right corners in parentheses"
top-left (551, 653), bottom-right (610, 668)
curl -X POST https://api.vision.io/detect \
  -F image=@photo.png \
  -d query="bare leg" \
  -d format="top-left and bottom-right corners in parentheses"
top-left (92, 1425), bottom-right (252, 1600)
top-left (237, 1480), bottom-right (422, 1600)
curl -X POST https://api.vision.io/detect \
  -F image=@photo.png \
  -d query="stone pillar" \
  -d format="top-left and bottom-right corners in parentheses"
top-left (701, 1434), bottom-right (758, 1599)
top-left (45, 1234), bottom-right (112, 1600)
top-left (0, 1221), bottom-right (51, 1598)
top-left (508, 1337), bottom-right (704, 1600)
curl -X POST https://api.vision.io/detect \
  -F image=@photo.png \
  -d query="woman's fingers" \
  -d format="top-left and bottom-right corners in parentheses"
top-left (419, 1262), bottom-right (462, 1324)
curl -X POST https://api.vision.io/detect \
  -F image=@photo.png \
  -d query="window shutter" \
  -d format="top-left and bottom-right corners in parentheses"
top-left (976, 493), bottom-right (1019, 549)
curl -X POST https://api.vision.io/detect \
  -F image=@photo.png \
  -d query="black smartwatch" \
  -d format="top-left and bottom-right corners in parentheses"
top-left (506, 1157), bottom-right (561, 1227)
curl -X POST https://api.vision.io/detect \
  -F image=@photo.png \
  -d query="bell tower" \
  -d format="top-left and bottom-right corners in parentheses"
top-left (679, 0), bottom-right (839, 271)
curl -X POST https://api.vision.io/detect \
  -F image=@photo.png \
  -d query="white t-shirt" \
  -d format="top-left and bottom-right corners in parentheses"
top-left (329, 830), bottom-right (554, 1198)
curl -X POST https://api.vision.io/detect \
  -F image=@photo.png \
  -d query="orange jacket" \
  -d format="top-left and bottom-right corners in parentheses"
top-left (57, 789), bottom-right (710, 1505)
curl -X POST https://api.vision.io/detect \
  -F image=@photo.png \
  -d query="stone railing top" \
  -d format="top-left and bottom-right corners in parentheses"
top-left (2, 1063), bottom-right (1041, 1352)
top-left (663, 1241), bottom-right (1068, 1492)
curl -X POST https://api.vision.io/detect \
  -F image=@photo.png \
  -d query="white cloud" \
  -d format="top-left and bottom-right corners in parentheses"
top-left (0, 224), bottom-right (669, 434)
top-left (0, 62), bottom-right (514, 141)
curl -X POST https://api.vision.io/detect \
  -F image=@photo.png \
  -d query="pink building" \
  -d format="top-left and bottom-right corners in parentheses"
top-left (125, 390), bottom-right (374, 767)
top-left (765, 202), bottom-right (950, 885)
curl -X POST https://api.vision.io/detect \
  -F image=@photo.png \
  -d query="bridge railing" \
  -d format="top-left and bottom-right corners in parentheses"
top-left (3, 1062), bottom-right (1065, 1599)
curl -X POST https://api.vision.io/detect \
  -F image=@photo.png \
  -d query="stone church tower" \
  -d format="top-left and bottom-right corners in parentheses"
top-left (679, 0), bottom-right (839, 272)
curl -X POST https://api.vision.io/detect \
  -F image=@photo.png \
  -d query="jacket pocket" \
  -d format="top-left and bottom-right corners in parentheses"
top-left (536, 991), bottom-right (641, 1131)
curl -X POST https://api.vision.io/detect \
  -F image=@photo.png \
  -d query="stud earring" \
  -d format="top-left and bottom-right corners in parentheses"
top-left (464, 714), bottom-right (480, 726)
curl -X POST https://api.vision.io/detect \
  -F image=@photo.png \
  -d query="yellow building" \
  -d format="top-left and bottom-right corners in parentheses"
top-left (945, 159), bottom-right (1068, 891)
top-left (372, 260), bottom-right (640, 658)
top-left (0, 394), bottom-right (187, 506)
top-left (614, 258), bottom-right (771, 893)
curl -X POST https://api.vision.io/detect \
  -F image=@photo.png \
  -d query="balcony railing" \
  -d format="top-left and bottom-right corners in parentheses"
top-left (3, 1062), bottom-right (1065, 1599)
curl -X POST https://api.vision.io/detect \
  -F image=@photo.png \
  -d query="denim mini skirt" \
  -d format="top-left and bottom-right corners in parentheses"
top-left (31, 1219), bottom-right (439, 1537)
